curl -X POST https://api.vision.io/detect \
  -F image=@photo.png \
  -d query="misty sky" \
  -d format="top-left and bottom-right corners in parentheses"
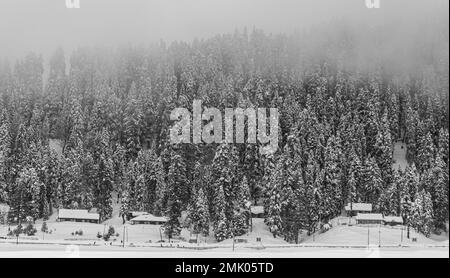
top-left (0, 0), bottom-right (448, 60)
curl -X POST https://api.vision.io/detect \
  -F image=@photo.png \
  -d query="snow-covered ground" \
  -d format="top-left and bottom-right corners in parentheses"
top-left (302, 221), bottom-right (444, 246)
top-left (1, 140), bottom-right (447, 257)
top-left (393, 141), bottom-right (408, 171)
top-left (0, 243), bottom-right (447, 258)
top-left (0, 218), bottom-right (283, 246)
top-left (1, 215), bottom-right (448, 258)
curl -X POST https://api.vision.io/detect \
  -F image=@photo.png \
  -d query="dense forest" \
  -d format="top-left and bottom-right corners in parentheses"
top-left (0, 24), bottom-right (448, 242)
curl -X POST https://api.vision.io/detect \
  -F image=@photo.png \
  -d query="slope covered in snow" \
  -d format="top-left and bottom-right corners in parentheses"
top-left (302, 220), bottom-right (442, 246)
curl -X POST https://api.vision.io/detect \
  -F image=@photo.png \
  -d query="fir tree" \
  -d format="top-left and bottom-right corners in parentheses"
top-left (323, 135), bottom-right (343, 217)
top-left (188, 186), bottom-right (210, 236)
top-left (361, 157), bottom-right (383, 206)
top-left (410, 189), bottom-right (434, 237)
top-left (416, 132), bottom-right (435, 173)
top-left (163, 149), bottom-right (186, 238)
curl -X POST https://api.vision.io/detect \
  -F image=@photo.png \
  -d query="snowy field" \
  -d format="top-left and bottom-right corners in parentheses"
top-left (0, 218), bottom-right (287, 246)
top-left (1, 216), bottom-right (448, 258)
top-left (0, 243), bottom-right (447, 258)
top-left (393, 141), bottom-right (408, 171)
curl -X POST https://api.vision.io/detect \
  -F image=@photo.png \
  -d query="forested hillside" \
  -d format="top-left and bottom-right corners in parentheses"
top-left (0, 24), bottom-right (448, 242)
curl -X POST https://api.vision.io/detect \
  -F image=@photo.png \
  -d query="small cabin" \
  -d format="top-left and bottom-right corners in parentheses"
top-left (124, 211), bottom-right (148, 221)
top-left (344, 203), bottom-right (372, 217)
top-left (384, 216), bottom-right (404, 226)
top-left (355, 213), bottom-right (384, 225)
top-left (129, 214), bottom-right (168, 225)
top-left (57, 209), bottom-right (100, 224)
top-left (251, 206), bottom-right (265, 218)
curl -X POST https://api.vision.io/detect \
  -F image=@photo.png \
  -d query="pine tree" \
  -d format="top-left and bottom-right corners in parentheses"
top-left (9, 167), bottom-right (43, 222)
top-left (348, 147), bottom-right (363, 202)
top-left (296, 167), bottom-right (319, 237)
top-left (41, 148), bottom-right (61, 217)
top-left (405, 107), bottom-right (419, 162)
top-left (188, 187), bottom-right (210, 236)
top-left (94, 129), bottom-right (114, 221)
top-left (58, 147), bottom-right (81, 208)
top-left (264, 155), bottom-right (285, 238)
top-left (211, 142), bottom-right (239, 227)
top-left (365, 93), bottom-right (380, 156)
top-left (403, 165), bottom-right (420, 199)
top-left (429, 153), bottom-right (449, 231)
top-left (0, 114), bottom-right (10, 203)
top-left (119, 189), bottom-right (130, 223)
top-left (214, 209), bottom-right (228, 242)
top-left (261, 153), bottom-right (276, 218)
top-left (388, 92), bottom-right (400, 140)
top-left (65, 97), bottom-right (84, 152)
top-left (242, 144), bottom-right (262, 204)
top-left (410, 189), bottom-right (434, 237)
top-left (438, 128), bottom-right (449, 165)
top-left (374, 112), bottom-right (393, 189)
top-left (361, 157), bottom-right (383, 206)
top-left (124, 83), bottom-right (143, 160)
top-left (323, 135), bottom-right (343, 217)
top-left (231, 176), bottom-right (251, 236)
top-left (416, 132), bottom-right (435, 173)
top-left (41, 221), bottom-right (48, 233)
top-left (163, 149), bottom-right (186, 238)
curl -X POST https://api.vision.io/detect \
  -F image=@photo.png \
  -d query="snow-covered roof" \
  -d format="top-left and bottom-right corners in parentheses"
top-left (345, 203), bottom-right (372, 212)
top-left (0, 203), bottom-right (10, 213)
top-left (356, 213), bottom-right (384, 221)
top-left (384, 216), bottom-right (403, 224)
top-left (130, 211), bottom-right (148, 217)
top-left (251, 206), bottom-right (264, 214)
top-left (58, 209), bottom-right (100, 220)
top-left (130, 214), bottom-right (167, 223)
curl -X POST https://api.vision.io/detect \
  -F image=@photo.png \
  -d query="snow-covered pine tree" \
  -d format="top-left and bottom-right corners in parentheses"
top-left (163, 149), bottom-right (186, 238)
top-left (378, 170), bottom-right (401, 216)
top-left (403, 165), bottom-right (420, 200)
top-left (78, 148), bottom-right (95, 210)
top-left (119, 189), bottom-right (130, 223)
top-left (261, 152), bottom-right (276, 219)
top-left (41, 148), bottom-right (61, 216)
top-left (264, 155), bottom-right (285, 238)
top-left (364, 91), bottom-right (380, 156)
top-left (361, 156), bottom-right (383, 206)
top-left (153, 156), bottom-right (167, 215)
top-left (58, 146), bottom-right (81, 208)
top-left (214, 209), bottom-right (228, 242)
top-left (242, 144), bottom-right (262, 204)
top-left (348, 147), bottom-right (362, 202)
top-left (231, 176), bottom-right (251, 236)
top-left (323, 135), bottom-right (344, 217)
top-left (189, 186), bottom-right (210, 237)
top-left (211, 142), bottom-right (239, 228)
top-left (405, 106), bottom-right (420, 162)
top-left (416, 132), bottom-right (435, 173)
top-left (0, 113), bottom-right (10, 203)
top-left (410, 189), bottom-right (434, 237)
top-left (374, 112), bottom-right (394, 189)
top-left (94, 129), bottom-right (114, 221)
top-left (124, 83), bottom-right (143, 160)
top-left (65, 96), bottom-right (84, 152)
top-left (438, 128), bottom-right (449, 165)
top-left (9, 167), bottom-right (43, 222)
top-left (387, 91), bottom-right (400, 141)
top-left (428, 153), bottom-right (449, 231)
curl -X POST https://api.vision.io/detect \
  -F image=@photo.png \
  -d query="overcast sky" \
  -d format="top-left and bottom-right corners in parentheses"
top-left (0, 0), bottom-right (448, 60)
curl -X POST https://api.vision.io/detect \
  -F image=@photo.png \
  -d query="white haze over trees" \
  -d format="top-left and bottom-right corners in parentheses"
top-left (0, 0), bottom-right (448, 71)
top-left (0, 0), bottom-right (448, 244)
